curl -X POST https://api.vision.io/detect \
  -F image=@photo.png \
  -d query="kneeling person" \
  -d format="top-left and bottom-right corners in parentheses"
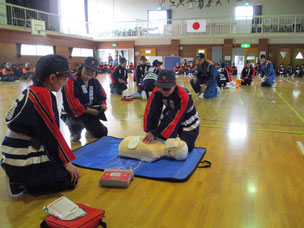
top-left (217, 62), bottom-right (230, 87)
top-left (241, 61), bottom-right (255, 86)
top-left (110, 58), bottom-right (128, 95)
top-left (62, 57), bottom-right (108, 141)
top-left (142, 59), bottom-right (162, 100)
top-left (259, 55), bottom-right (276, 87)
top-left (1, 54), bottom-right (80, 197)
top-left (143, 70), bottom-right (199, 152)
top-left (190, 53), bottom-right (219, 98)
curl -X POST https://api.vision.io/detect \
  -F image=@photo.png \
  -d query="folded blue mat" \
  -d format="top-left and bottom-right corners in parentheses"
top-left (72, 136), bottom-right (209, 182)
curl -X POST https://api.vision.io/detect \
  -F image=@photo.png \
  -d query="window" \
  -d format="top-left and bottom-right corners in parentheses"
top-left (72, 48), bottom-right (93, 57)
top-left (198, 50), bottom-right (205, 54)
top-left (20, 44), bottom-right (54, 56)
top-left (148, 10), bottom-right (169, 34)
top-left (235, 6), bottom-right (253, 20)
top-left (59, 0), bottom-right (87, 36)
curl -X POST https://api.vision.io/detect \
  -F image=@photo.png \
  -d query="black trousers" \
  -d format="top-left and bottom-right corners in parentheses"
top-left (217, 79), bottom-right (227, 87)
top-left (64, 114), bottom-right (108, 138)
top-left (137, 83), bottom-right (143, 93)
top-left (241, 78), bottom-right (252, 85)
top-left (1, 154), bottom-right (76, 196)
top-left (178, 127), bottom-right (199, 152)
top-left (143, 79), bottom-right (156, 99)
top-left (110, 82), bottom-right (127, 95)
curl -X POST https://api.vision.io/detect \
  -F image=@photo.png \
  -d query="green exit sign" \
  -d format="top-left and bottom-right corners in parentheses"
top-left (241, 44), bottom-right (251, 48)
top-left (112, 43), bottom-right (117, 47)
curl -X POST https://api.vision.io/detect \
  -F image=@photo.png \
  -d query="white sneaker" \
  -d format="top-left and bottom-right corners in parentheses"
top-left (196, 92), bottom-right (204, 98)
top-left (141, 91), bottom-right (147, 101)
top-left (217, 86), bottom-right (221, 95)
top-left (272, 82), bottom-right (277, 88)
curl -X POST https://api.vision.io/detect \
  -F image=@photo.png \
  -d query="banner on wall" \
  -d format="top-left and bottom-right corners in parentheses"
top-left (187, 19), bottom-right (206, 33)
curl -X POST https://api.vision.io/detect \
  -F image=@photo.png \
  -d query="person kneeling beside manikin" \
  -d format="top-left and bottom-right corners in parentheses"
top-left (143, 69), bottom-right (200, 153)
top-left (119, 136), bottom-right (188, 162)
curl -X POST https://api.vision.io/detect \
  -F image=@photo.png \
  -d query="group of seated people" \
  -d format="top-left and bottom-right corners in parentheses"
top-left (0, 62), bottom-right (35, 81)
top-left (174, 61), bottom-right (198, 75)
top-left (174, 59), bottom-right (239, 77)
top-left (277, 63), bottom-right (304, 77)
top-left (97, 61), bottom-right (136, 74)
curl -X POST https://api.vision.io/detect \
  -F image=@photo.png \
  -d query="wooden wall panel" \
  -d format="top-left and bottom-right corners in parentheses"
top-left (1, 28), bottom-right (304, 70)
top-left (0, 28), bottom-right (96, 69)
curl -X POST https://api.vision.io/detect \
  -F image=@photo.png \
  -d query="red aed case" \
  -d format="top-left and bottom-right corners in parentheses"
top-left (99, 169), bottom-right (134, 188)
top-left (41, 204), bottom-right (106, 228)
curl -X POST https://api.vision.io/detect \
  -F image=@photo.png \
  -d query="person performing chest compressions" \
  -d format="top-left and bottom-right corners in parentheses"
top-left (61, 57), bottom-right (108, 141)
top-left (143, 70), bottom-right (200, 152)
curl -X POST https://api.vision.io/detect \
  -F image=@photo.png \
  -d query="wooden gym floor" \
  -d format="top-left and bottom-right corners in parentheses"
top-left (1, 73), bottom-right (304, 228)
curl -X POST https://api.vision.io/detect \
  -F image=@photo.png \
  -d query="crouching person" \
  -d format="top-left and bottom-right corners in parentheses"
top-left (190, 53), bottom-right (220, 99)
top-left (1, 54), bottom-right (80, 197)
top-left (61, 57), bottom-right (108, 141)
top-left (110, 58), bottom-right (128, 95)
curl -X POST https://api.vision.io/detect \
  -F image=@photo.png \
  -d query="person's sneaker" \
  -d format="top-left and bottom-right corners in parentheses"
top-left (217, 86), bottom-right (221, 95)
top-left (141, 91), bottom-right (147, 101)
top-left (272, 82), bottom-right (277, 88)
top-left (197, 93), bottom-right (204, 99)
top-left (71, 133), bottom-right (81, 141)
top-left (6, 176), bottom-right (24, 197)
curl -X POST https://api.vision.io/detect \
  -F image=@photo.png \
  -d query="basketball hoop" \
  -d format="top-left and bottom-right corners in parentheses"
top-left (31, 19), bottom-right (46, 36)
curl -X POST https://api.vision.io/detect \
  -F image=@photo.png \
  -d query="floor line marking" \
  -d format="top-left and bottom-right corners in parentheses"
top-left (200, 118), bottom-right (304, 128)
top-left (274, 89), bottom-right (304, 124)
top-left (111, 119), bottom-right (304, 135)
top-left (296, 141), bottom-right (304, 155)
top-left (280, 77), bottom-right (299, 86)
top-left (199, 124), bottom-right (304, 135)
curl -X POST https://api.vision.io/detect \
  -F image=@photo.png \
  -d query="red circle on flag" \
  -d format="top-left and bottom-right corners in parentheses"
top-left (192, 22), bottom-right (200, 30)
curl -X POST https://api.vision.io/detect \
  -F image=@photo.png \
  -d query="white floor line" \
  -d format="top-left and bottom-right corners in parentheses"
top-left (294, 80), bottom-right (304, 85)
top-left (296, 141), bottom-right (304, 155)
top-left (281, 77), bottom-right (298, 86)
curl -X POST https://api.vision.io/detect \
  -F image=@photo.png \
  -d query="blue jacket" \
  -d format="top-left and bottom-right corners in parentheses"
top-left (260, 61), bottom-right (276, 79)
top-left (196, 60), bottom-right (218, 86)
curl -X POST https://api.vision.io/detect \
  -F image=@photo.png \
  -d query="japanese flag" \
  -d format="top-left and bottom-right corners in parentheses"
top-left (187, 19), bottom-right (206, 33)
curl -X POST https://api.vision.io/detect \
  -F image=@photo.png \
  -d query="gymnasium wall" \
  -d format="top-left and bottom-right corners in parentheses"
top-left (0, 28), bottom-right (96, 69)
top-left (90, 0), bottom-right (304, 22)
top-left (1, 28), bottom-right (303, 69)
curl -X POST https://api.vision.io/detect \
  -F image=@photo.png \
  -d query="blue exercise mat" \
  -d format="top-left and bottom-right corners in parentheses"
top-left (72, 136), bottom-right (209, 182)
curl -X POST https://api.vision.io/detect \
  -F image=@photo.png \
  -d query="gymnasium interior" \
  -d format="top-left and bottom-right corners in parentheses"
top-left (0, 0), bottom-right (304, 227)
